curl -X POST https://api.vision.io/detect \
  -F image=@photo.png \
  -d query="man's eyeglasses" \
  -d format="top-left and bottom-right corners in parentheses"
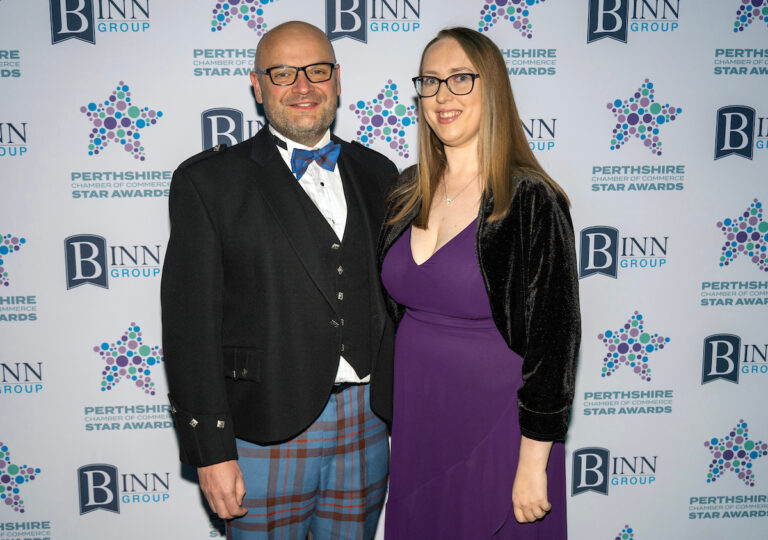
top-left (412, 73), bottom-right (480, 97)
top-left (252, 63), bottom-right (337, 86)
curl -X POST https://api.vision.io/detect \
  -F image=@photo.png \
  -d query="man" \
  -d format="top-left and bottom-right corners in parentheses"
top-left (161, 21), bottom-right (396, 539)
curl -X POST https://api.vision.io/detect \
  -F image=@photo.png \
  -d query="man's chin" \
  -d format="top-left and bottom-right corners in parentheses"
top-left (283, 125), bottom-right (327, 146)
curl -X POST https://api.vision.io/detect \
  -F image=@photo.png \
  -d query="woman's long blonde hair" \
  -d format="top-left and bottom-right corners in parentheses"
top-left (389, 27), bottom-right (568, 227)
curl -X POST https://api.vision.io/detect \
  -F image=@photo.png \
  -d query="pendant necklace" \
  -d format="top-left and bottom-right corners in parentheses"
top-left (443, 175), bottom-right (478, 205)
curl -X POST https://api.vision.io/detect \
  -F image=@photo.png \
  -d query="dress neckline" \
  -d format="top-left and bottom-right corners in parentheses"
top-left (409, 218), bottom-right (476, 267)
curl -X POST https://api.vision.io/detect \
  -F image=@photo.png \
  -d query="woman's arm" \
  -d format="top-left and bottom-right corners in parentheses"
top-left (512, 436), bottom-right (554, 523)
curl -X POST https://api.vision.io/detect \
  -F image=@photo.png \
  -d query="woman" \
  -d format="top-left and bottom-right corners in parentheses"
top-left (378, 28), bottom-right (580, 539)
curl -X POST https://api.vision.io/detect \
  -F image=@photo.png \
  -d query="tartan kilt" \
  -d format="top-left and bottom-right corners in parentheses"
top-left (227, 384), bottom-right (389, 540)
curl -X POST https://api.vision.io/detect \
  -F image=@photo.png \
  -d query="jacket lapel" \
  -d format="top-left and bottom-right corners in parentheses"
top-left (248, 127), bottom-right (338, 313)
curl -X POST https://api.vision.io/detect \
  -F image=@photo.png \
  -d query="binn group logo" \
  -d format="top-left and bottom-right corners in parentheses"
top-left (524, 118), bottom-right (557, 152)
top-left (572, 447), bottom-right (658, 496)
top-left (0, 122), bottom-right (28, 159)
top-left (49, 0), bottom-right (151, 45)
top-left (64, 234), bottom-right (163, 290)
top-left (714, 106), bottom-right (767, 160)
top-left (705, 420), bottom-right (767, 487)
top-left (702, 334), bottom-right (768, 384)
top-left (733, 1), bottom-right (768, 33)
top-left (78, 463), bottom-right (171, 514)
top-left (716, 199), bottom-right (767, 273)
top-left (579, 226), bottom-right (669, 278)
top-left (1, 362), bottom-right (44, 397)
top-left (587, 0), bottom-right (680, 43)
top-left (325, 0), bottom-right (422, 43)
top-left (81, 82), bottom-right (163, 161)
top-left (201, 108), bottom-right (265, 150)
top-left (94, 323), bottom-right (163, 396)
top-left (598, 311), bottom-right (670, 382)
top-left (478, 0), bottom-right (548, 39)
top-left (607, 79), bottom-right (681, 157)
top-left (0, 442), bottom-right (41, 513)
top-left (348, 80), bottom-right (417, 159)
top-left (210, 0), bottom-right (278, 35)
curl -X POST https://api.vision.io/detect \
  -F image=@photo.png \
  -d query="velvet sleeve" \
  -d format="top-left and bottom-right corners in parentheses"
top-left (516, 183), bottom-right (581, 442)
top-left (161, 168), bottom-right (237, 467)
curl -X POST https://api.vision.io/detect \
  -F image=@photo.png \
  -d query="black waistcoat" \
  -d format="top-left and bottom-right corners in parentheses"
top-left (294, 184), bottom-right (372, 377)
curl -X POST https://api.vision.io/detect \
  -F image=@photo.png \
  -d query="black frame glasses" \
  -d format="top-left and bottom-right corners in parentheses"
top-left (252, 62), bottom-right (338, 86)
top-left (412, 73), bottom-right (480, 97)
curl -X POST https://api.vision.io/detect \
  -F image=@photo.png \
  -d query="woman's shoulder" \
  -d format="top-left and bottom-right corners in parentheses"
top-left (382, 164), bottom-right (420, 224)
top-left (509, 170), bottom-right (569, 211)
top-left (395, 164), bottom-right (418, 187)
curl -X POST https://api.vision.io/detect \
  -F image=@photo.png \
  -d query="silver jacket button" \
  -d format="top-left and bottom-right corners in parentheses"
top-left (189, 418), bottom-right (199, 428)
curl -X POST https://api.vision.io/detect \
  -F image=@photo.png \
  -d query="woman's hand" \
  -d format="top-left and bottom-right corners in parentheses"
top-left (512, 436), bottom-right (553, 523)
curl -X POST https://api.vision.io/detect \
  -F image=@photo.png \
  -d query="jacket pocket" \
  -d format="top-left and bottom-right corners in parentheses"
top-left (222, 347), bottom-right (261, 383)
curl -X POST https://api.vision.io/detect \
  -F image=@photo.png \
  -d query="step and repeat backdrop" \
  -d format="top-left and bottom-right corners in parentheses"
top-left (1, 0), bottom-right (766, 539)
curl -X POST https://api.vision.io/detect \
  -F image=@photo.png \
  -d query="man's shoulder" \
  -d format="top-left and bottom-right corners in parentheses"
top-left (176, 143), bottom-right (230, 171)
top-left (337, 137), bottom-right (395, 167)
top-left (175, 137), bottom-right (254, 173)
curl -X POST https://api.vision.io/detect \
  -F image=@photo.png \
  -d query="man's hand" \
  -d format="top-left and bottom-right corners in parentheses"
top-left (512, 436), bottom-right (553, 523)
top-left (198, 460), bottom-right (248, 519)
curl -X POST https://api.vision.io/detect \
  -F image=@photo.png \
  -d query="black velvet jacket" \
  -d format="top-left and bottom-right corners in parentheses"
top-left (377, 170), bottom-right (581, 442)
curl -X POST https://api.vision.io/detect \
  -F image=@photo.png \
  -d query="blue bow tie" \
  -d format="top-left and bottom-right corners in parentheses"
top-left (290, 142), bottom-right (341, 180)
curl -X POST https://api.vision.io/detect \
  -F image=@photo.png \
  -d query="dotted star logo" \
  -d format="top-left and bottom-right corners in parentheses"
top-left (597, 311), bottom-right (670, 382)
top-left (607, 79), bottom-right (681, 156)
top-left (80, 82), bottom-right (163, 161)
top-left (349, 80), bottom-right (417, 159)
top-left (210, 0), bottom-right (279, 35)
top-left (615, 525), bottom-right (635, 540)
top-left (93, 323), bottom-right (164, 396)
top-left (717, 199), bottom-right (767, 272)
top-left (478, 0), bottom-right (547, 38)
top-left (705, 420), bottom-right (768, 487)
top-left (0, 234), bottom-right (26, 287)
top-left (0, 443), bottom-right (41, 513)
top-left (733, 0), bottom-right (768, 33)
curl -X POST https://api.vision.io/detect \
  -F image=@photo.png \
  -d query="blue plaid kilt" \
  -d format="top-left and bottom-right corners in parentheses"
top-left (227, 384), bottom-right (389, 540)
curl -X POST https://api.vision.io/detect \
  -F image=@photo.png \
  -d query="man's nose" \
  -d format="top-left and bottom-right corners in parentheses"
top-left (292, 70), bottom-right (312, 94)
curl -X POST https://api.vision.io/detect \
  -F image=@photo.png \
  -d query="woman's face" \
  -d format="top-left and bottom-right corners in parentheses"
top-left (420, 38), bottom-right (482, 152)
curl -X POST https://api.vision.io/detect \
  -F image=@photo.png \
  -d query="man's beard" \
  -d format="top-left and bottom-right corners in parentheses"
top-left (265, 96), bottom-right (337, 147)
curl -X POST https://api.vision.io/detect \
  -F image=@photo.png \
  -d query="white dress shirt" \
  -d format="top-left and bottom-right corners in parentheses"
top-left (270, 126), bottom-right (369, 384)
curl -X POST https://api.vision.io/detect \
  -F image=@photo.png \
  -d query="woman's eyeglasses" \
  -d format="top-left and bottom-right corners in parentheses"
top-left (412, 73), bottom-right (480, 97)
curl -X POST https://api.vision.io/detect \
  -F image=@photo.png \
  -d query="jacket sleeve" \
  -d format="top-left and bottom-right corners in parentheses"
top-left (161, 168), bottom-right (237, 467)
top-left (517, 184), bottom-right (581, 442)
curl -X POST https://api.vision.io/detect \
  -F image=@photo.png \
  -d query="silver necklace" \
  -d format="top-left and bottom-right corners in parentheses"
top-left (443, 175), bottom-right (478, 205)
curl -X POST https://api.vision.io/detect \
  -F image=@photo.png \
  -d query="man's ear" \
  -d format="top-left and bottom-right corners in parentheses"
top-left (250, 71), bottom-right (263, 104)
top-left (335, 65), bottom-right (341, 96)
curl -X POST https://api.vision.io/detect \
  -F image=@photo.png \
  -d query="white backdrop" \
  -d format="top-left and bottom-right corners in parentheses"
top-left (1, 1), bottom-right (766, 539)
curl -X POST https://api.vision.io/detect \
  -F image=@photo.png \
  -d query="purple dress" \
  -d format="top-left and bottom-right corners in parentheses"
top-left (380, 220), bottom-right (567, 539)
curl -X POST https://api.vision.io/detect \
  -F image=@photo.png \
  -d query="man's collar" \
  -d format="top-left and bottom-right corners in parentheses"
top-left (269, 125), bottom-right (331, 152)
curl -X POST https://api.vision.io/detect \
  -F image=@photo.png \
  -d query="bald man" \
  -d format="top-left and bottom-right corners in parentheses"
top-left (161, 21), bottom-right (397, 539)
